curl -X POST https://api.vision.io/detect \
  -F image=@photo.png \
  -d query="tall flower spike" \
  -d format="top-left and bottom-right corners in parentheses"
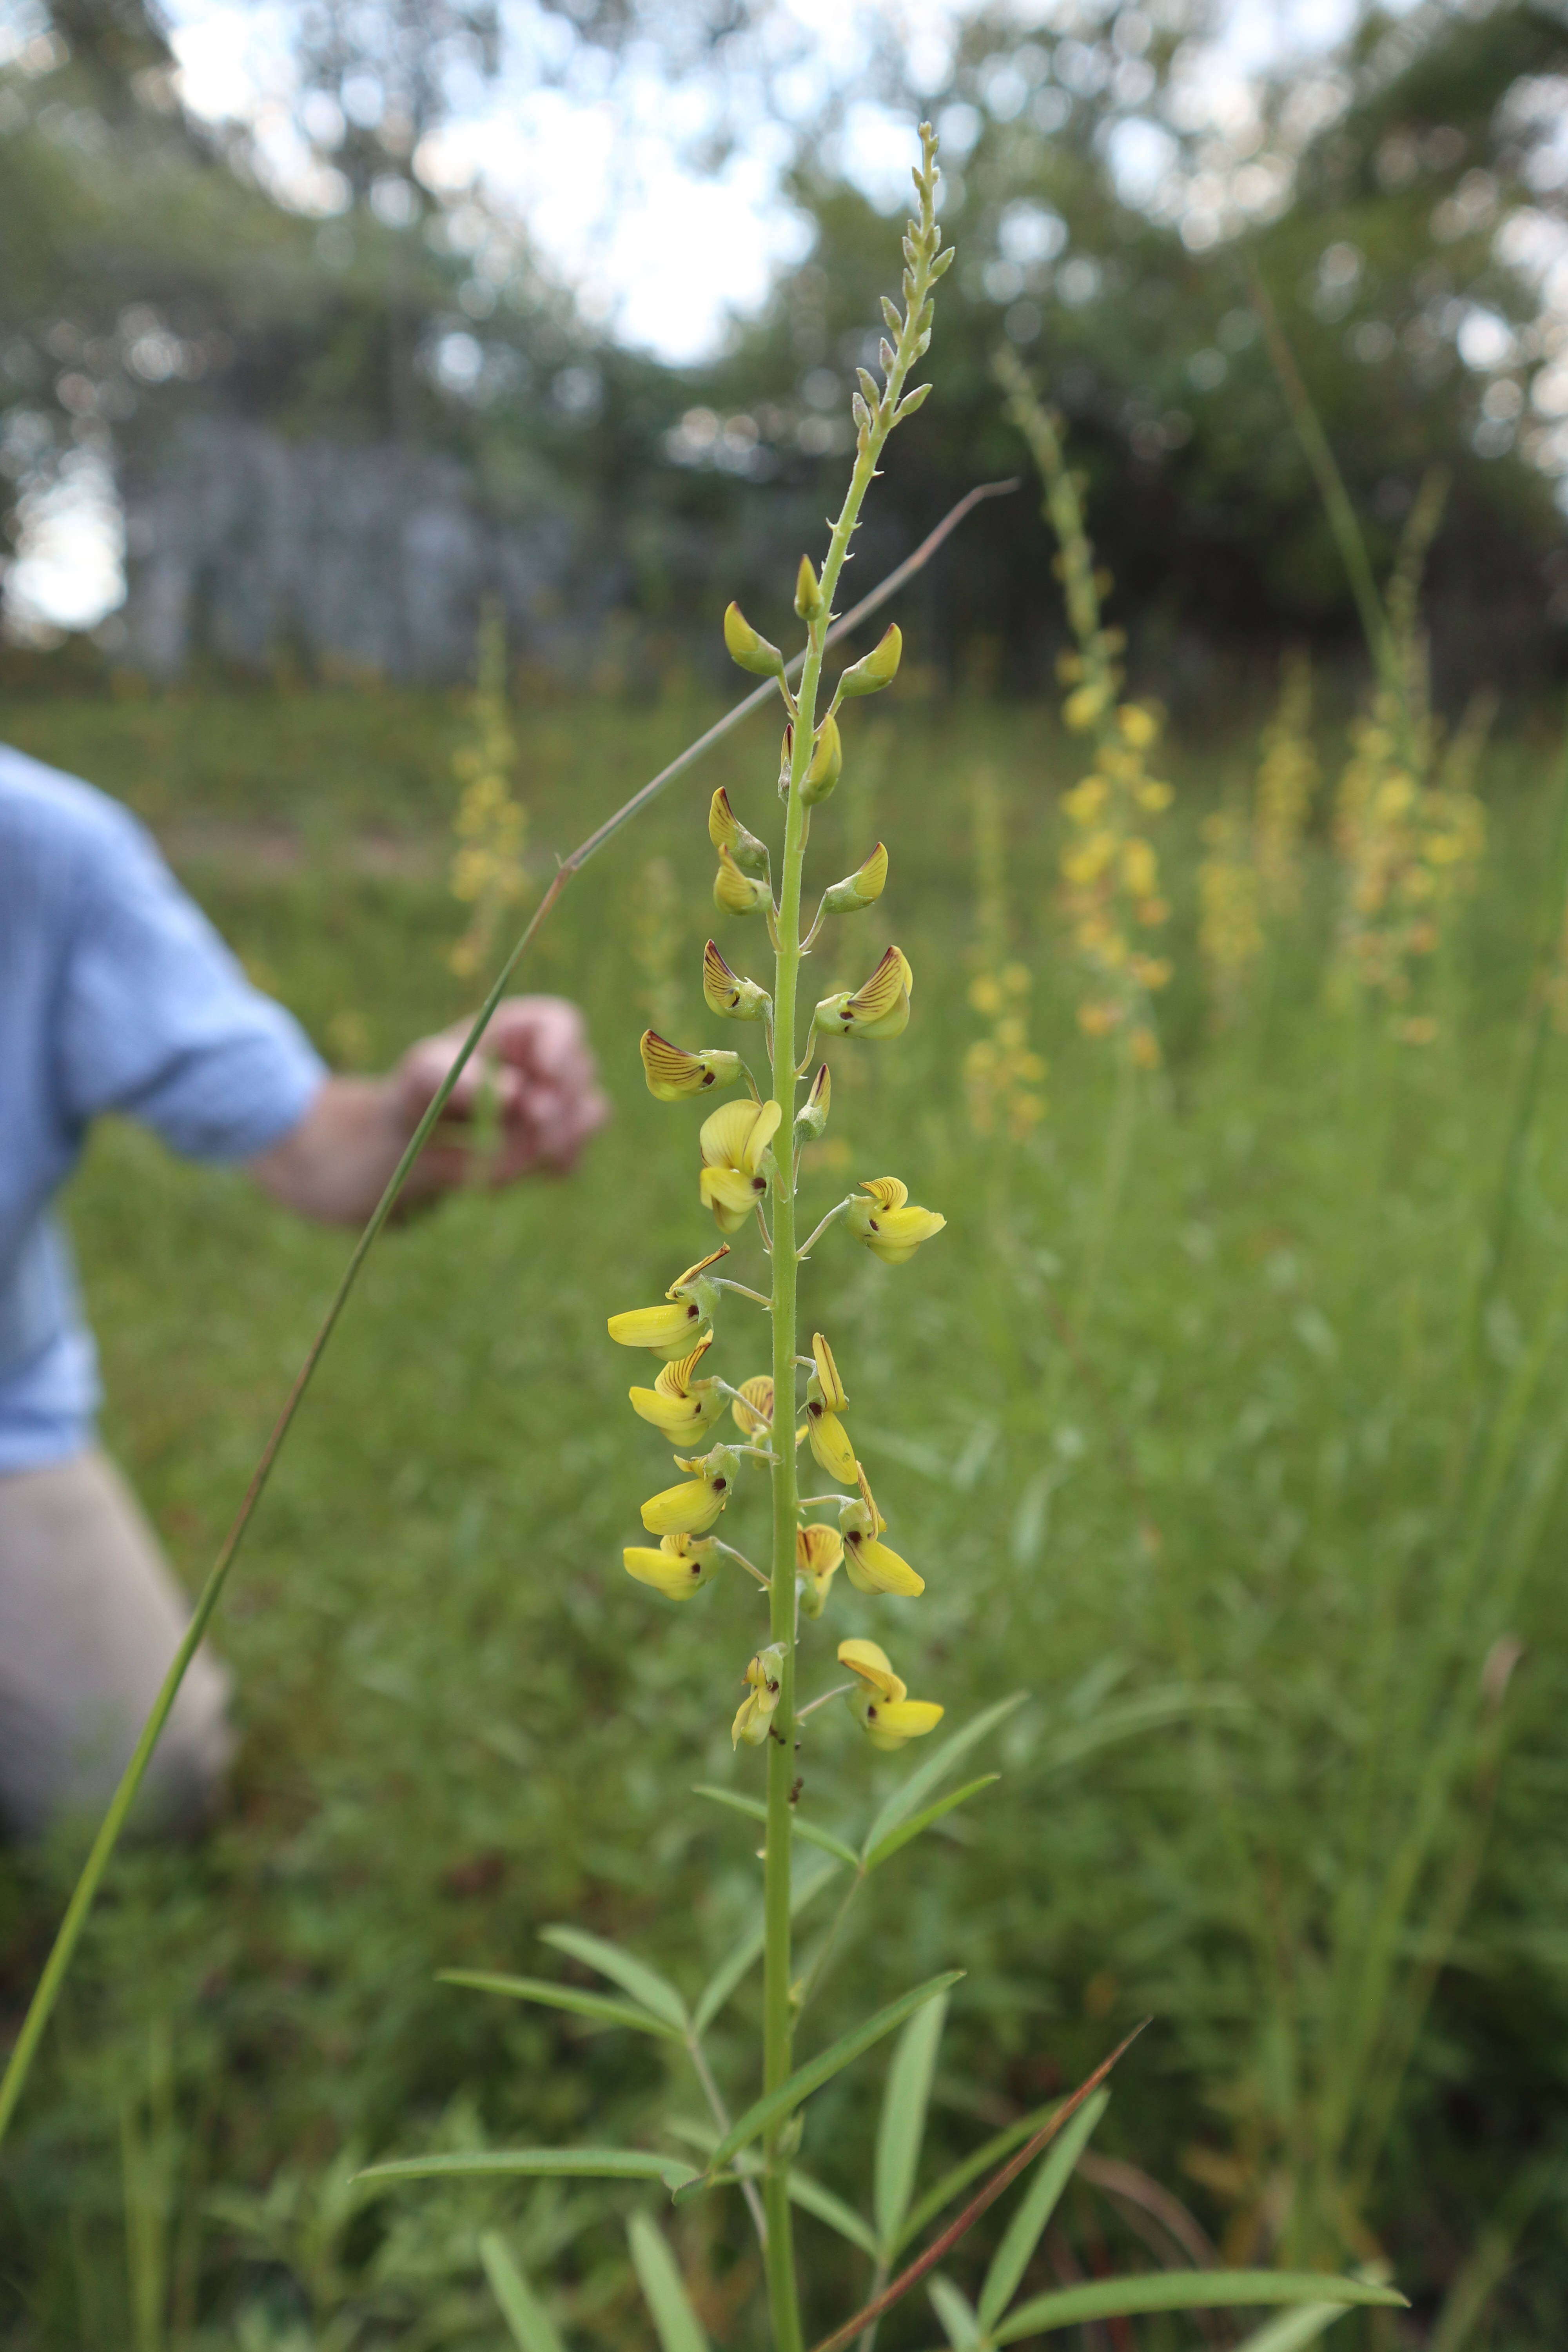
top-left (639, 1032), bottom-right (745, 1103)
top-left (628, 1335), bottom-right (724, 1447)
top-left (708, 788), bottom-right (769, 879)
top-left (815, 945), bottom-right (913, 1040)
top-left (703, 939), bottom-right (770, 1023)
top-left (840, 1463), bottom-right (924, 1595)
top-left (795, 1062), bottom-right (831, 1140)
top-left (837, 1637), bottom-right (943, 1749)
top-left (641, 1443), bottom-right (738, 1536)
top-left (698, 1096), bottom-right (781, 1233)
top-left (732, 1644), bottom-right (785, 1747)
top-left (796, 1523), bottom-right (844, 1620)
top-left (606, 1246), bottom-right (729, 1357)
top-left (805, 1332), bottom-right (857, 1485)
top-left (846, 1176), bottom-right (946, 1266)
top-left (800, 714), bottom-right (842, 806)
top-left (822, 842), bottom-right (888, 915)
top-left (623, 1532), bottom-right (720, 1601)
top-left (731, 1374), bottom-right (774, 1438)
top-left (714, 844), bottom-right (772, 918)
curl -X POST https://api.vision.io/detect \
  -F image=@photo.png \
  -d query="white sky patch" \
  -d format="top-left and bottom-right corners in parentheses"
top-left (4, 446), bottom-right (125, 637)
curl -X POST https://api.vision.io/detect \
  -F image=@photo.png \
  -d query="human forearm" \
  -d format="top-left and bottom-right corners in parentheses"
top-left (247, 1077), bottom-right (436, 1226)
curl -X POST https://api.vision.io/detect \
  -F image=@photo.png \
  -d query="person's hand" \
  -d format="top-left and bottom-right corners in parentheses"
top-left (394, 996), bottom-right (610, 1190)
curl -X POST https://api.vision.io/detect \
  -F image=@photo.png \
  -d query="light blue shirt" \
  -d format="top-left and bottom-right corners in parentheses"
top-left (0, 745), bottom-right (326, 1472)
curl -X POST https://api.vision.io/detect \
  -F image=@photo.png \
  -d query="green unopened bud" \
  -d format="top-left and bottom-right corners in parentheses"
top-left (724, 600), bottom-right (785, 680)
top-left (714, 844), bottom-right (771, 918)
top-left (777, 722), bottom-right (793, 801)
top-left (836, 624), bottom-right (902, 701)
top-left (822, 842), bottom-right (888, 914)
top-left (801, 714), bottom-right (842, 806)
top-left (795, 1062), bottom-right (831, 1139)
top-left (794, 555), bottom-right (824, 620)
top-left (708, 787), bottom-right (769, 879)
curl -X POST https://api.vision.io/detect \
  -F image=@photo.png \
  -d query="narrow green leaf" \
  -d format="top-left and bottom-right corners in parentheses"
top-left (788, 2168), bottom-right (881, 2258)
top-left (928, 2275), bottom-right (983, 2350)
top-left (864, 1778), bottom-right (1000, 1874)
top-left (479, 2232), bottom-right (566, 2352)
top-left (356, 2148), bottom-right (697, 2190)
top-left (693, 1784), bottom-right (860, 1868)
top-left (692, 1856), bottom-right (841, 2035)
top-left (702, 1972), bottom-right (964, 2174)
top-left (628, 2212), bottom-right (710, 2352)
top-left (899, 2100), bottom-right (1060, 2253)
top-left (862, 1698), bottom-right (1025, 1860)
top-left (992, 2273), bottom-right (1406, 2343)
top-left (439, 1972), bottom-right (684, 2041)
top-left (538, 1927), bottom-right (688, 2031)
top-left (874, 1992), bottom-right (949, 2253)
top-left (976, 2090), bottom-right (1107, 2330)
top-left (1234, 2308), bottom-right (1352, 2352)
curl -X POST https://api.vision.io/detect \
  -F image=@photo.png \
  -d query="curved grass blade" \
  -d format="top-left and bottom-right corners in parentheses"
top-left (1234, 2307), bottom-right (1354, 2352)
top-left (864, 1778), bottom-right (1000, 1875)
top-left (356, 2149), bottom-right (698, 2190)
top-left (991, 2272), bottom-right (1405, 2344)
top-left (693, 1855), bottom-right (842, 2036)
top-left (479, 2232), bottom-right (566, 2352)
top-left (789, 2168), bottom-right (881, 2259)
top-left (898, 2100), bottom-right (1060, 2254)
top-left (976, 2090), bottom-right (1107, 2330)
top-left (928, 2276), bottom-right (983, 2350)
top-left (538, 1927), bottom-right (688, 2031)
top-left (688, 1971), bottom-right (964, 2183)
top-left (862, 1699), bottom-right (1025, 1861)
top-left (628, 2212), bottom-right (710, 2352)
top-left (875, 1991), bottom-right (949, 2255)
top-left (693, 1784), bottom-right (860, 1868)
top-left (439, 1971), bottom-right (684, 2040)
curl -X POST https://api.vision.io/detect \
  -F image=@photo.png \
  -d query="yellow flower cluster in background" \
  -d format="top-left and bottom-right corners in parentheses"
top-left (964, 768), bottom-right (1046, 1138)
top-left (1197, 808), bottom-right (1264, 1024)
top-left (449, 599), bottom-right (528, 981)
top-left (1252, 649), bottom-right (1318, 916)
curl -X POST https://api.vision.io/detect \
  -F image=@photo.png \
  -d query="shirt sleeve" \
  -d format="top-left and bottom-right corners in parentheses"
top-left (54, 803), bottom-right (327, 1162)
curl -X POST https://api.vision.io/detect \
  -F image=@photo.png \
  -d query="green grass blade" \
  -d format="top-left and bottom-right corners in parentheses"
top-left (928, 2275), bottom-right (983, 2350)
top-left (862, 1698), bottom-right (1025, 1861)
top-left (693, 1784), bottom-right (860, 1867)
top-left (864, 1779), bottom-right (1000, 1875)
top-left (992, 2272), bottom-right (1406, 2343)
top-left (538, 1927), bottom-right (688, 2031)
top-left (898, 2100), bottom-right (1062, 2253)
top-left (439, 1971), bottom-right (684, 2040)
top-left (628, 2212), bottom-right (710, 2352)
top-left (697, 1971), bottom-right (964, 2176)
top-left (693, 1856), bottom-right (841, 2035)
top-left (1234, 2307), bottom-right (1353, 2352)
top-left (356, 2149), bottom-right (698, 2189)
top-left (874, 1990), bottom-right (949, 2253)
top-left (976, 2090), bottom-right (1107, 2330)
top-left (479, 2232), bottom-right (567, 2352)
top-left (788, 2168), bottom-right (881, 2258)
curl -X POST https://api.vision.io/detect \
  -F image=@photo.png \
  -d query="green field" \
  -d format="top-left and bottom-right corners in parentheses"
top-left (3, 681), bottom-right (1568, 2348)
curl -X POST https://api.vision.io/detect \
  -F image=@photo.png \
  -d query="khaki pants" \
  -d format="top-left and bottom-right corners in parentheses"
top-left (0, 1449), bottom-right (232, 1840)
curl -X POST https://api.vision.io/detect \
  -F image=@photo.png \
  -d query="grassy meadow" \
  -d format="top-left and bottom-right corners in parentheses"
top-left (3, 676), bottom-right (1568, 2348)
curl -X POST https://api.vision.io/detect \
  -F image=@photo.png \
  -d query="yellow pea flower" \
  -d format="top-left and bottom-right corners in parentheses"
top-left (805, 1331), bottom-right (857, 1484)
top-left (639, 1031), bottom-right (744, 1103)
top-left (839, 1466), bottom-right (924, 1595)
top-left (815, 945), bottom-right (913, 1040)
top-left (822, 842), bottom-right (889, 914)
top-left (714, 844), bottom-right (772, 918)
top-left (703, 938), bottom-right (770, 1023)
top-left (628, 1335), bottom-right (723, 1447)
top-left (640, 1443), bottom-right (739, 1536)
top-left (731, 1374), bottom-right (773, 1437)
top-left (708, 787), bottom-right (769, 878)
top-left (699, 1097), bottom-right (781, 1232)
top-left (623, 1532), bottom-right (720, 1601)
top-left (846, 1177), bottom-right (947, 1267)
top-left (607, 1245), bottom-right (730, 1358)
top-left (797, 1523), bottom-right (843, 1619)
top-left (837, 1638), bottom-right (944, 1749)
top-left (733, 1643), bottom-right (785, 1747)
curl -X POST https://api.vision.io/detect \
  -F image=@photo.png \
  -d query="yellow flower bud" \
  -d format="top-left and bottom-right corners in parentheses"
top-left (800, 714), bottom-right (842, 805)
top-left (797, 1523), bottom-right (844, 1619)
top-left (794, 554), bottom-right (824, 619)
top-left (698, 1096), bottom-right (781, 1232)
top-left (702, 938), bottom-right (771, 1023)
top-left (708, 787), bottom-right (770, 878)
top-left (714, 844), bottom-right (772, 918)
top-left (732, 1643), bottom-right (785, 1746)
top-left (731, 1374), bottom-right (773, 1437)
top-left (815, 945), bottom-right (913, 1040)
top-left (724, 600), bottom-right (784, 680)
top-left (837, 1638), bottom-right (942, 1748)
top-left (624, 1532), bottom-right (720, 1601)
top-left (845, 1176), bottom-right (946, 1267)
top-left (836, 623), bottom-right (902, 701)
top-left (639, 1031), bottom-right (745, 1103)
top-left (822, 842), bottom-right (888, 914)
top-left (1118, 702), bottom-right (1158, 748)
top-left (1063, 681), bottom-right (1107, 732)
top-left (795, 1062), bottom-right (831, 1140)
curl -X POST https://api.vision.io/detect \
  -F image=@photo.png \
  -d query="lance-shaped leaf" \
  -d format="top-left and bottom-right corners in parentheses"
top-left (863, 1777), bottom-right (1000, 1875)
top-left (693, 1783), bottom-right (859, 1868)
top-left (538, 1926), bottom-right (688, 2032)
top-left (875, 1991), bottom-right (949, 2255)
top-left (862, 1697), bottom-right (1025, 1862)
top-left (438, 1971), bottom-right (684, 2042)
top-left (928, 2276), bottom-right (983, 2351)
top-left (693, 1854), bottom-right (842, 2035)
top-left (788, 2168), bottom-right (881, 2258)
top-left (479, 2232), bottom-right (566, 2352)
top-left (357, 2148), bottom-right (698, 2190)
top-left (1234, 2308), bottom-right (1358, 2352)
top-left (976, 2091), bottom-right (1107, 2330)
top-left (628, 2212), bottom-right (710, 2352)
top-left (991, 2272), bottom-right (1405, 2343)
top-left (685, 1973), bottom-right (964, 2184)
